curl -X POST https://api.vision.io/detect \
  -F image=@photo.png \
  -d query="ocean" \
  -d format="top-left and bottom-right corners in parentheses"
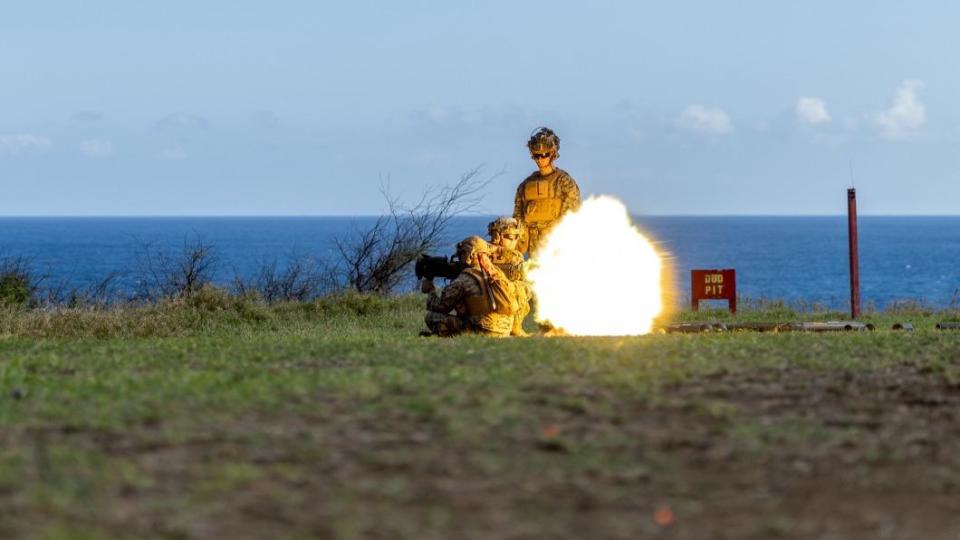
top-left (1, 216), bottom-right (959, 308)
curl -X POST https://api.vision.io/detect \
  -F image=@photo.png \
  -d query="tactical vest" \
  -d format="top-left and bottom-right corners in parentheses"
top-left (492, 247), bottom-right (525, 282)
top-left (521, 173), bottom-right (564, 225)
top-left (460, 269), bottom-right (516, 336)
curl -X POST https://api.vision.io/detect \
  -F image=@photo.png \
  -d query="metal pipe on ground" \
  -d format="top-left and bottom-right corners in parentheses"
top-left (662, 322), bottom-right (722, 333)
top-left (723, 322), bottom-right (787, 332)
top-left (791, 321), bottom-right (874, 332)
top-left (661, 321), bottom-right (876, 333)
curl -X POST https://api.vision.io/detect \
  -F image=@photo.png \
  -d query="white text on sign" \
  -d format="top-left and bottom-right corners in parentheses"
top-left (704, 274), bottom-right (724, 295)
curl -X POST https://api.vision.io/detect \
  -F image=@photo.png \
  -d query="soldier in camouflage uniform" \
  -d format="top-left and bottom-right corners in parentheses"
top-left (421, 236), bottom-right (514, 337)
top-left (513, 127), bottom-right (582, 255)
top-left (487, 217), bottom-right (532, 337)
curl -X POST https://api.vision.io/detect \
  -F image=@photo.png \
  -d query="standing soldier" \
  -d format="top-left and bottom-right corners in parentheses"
top-left (513, 127), bottom-right (582, 255)
top-left (487, 217), bottom-right (532, 337)
top-left (421, 236), bottom-right (514, 337)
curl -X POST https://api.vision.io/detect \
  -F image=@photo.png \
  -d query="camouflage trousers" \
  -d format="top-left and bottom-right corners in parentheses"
top-left (524, 225), bottom-right (554, 256)
top-left (424, 311), bottom-right (512, 337)
top-left (424, 312), bottom-right (467, 337)
top-left (512, 281), bottom-right (533, 335)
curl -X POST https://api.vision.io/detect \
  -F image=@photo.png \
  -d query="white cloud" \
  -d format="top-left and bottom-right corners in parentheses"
top-left (80, 139), bottom-right (113, 158)
top-left (676, 105), bottom-right (732, 134)
top-left (0, 134), bottom-right (52, 153)
top-left (875, 80), bottom-right (926, 139)
top-left (796, 97), bottom-right (831, 124)
top-left (160, 145), bottom-right (188, 160)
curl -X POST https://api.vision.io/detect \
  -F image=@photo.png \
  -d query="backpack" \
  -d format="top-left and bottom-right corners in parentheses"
top-left (486, 272), bottom-right (520, 316)
top-left (463, 269), bottom-right (520, 316)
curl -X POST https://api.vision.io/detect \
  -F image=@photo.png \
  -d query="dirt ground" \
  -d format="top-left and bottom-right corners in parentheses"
top-left (644, 363), bottom-right (960, 539)
top-left (7, 360), bottom-right (960, 539)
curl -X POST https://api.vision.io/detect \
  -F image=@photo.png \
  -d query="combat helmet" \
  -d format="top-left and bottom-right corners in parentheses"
top-left (527, 127), bottom-right (560, 158)
top-left (456, 235), bottom-right (491, 264)
top-left (487, 216), bottom-right (524, 242)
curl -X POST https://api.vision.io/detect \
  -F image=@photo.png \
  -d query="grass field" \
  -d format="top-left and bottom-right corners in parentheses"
top-left (2, 290), bottom-right (960, 539)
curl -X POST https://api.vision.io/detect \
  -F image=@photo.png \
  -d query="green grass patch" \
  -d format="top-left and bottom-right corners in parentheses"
top-left (1, 294), bottom-right (959, 537)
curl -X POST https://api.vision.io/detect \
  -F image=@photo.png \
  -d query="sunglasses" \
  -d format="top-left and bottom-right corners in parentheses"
top-left (531, 153), bottom-right (552, 160)
top-left (502, 234), bottom-right (519, 240)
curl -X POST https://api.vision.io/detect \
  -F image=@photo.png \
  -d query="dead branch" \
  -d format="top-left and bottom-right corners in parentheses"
top-left (331, 167), bottom-right (495, 294)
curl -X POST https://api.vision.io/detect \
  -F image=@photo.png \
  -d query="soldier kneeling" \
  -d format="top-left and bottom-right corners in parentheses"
top-left (488, 217), bottom-right (533, 337)
top-left (421, 236), bottom-right (515, 337)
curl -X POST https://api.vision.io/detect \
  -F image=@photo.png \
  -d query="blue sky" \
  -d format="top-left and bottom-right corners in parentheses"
top-left (2, 1), bottom-right (958, 215)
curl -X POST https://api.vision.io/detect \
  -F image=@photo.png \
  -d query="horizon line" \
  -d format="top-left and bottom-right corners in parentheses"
top-left (2, 213), bottom-right (960, 219)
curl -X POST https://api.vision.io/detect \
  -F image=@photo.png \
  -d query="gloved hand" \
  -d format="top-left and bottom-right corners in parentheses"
top-left (478, 253), bottom-right (497, 276)
top-left (420, 278), bottom-right (436, 294)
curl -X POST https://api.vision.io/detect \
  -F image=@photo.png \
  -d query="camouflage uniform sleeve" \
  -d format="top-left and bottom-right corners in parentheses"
top-left (503, 247), bottom-right (525, 265)
top-left (558, 172), bottom-right (581, 215)
top-left (484, 261), bottom-right (508, 282)
top-left (492, 247), bottom-right (525, 281)
top-left (426, 275), bottom-right (469, 314)
top-left (513, 180), bottom-right (526, 221)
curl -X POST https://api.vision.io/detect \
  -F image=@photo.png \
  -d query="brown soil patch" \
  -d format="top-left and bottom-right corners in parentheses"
top-left (7, 363), bottom-right (960, 539)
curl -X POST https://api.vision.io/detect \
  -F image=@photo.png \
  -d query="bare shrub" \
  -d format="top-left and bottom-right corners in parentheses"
top-left (0, 257), bottom-right (41, 307)
top-left (41, 271), bottom-right (122, 308)
top-left (234, 253), bottom-right (327, 303)
top-left (331, 167), bottom-right (494, 294)
top-left (134, 235), bottom-right (219, 301)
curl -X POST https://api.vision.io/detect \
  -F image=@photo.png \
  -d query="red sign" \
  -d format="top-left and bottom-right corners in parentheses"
top-left (691, 269), bottom-right (736, 313)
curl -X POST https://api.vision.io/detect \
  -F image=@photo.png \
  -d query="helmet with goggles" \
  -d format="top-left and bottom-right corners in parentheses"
top-left (527, 127), bottom-right (560, 158)
top-left (487, 217), bottom-right (524, 242)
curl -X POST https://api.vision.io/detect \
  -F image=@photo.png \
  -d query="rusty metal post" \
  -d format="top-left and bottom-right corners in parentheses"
top-left (847, 188), bottom-right (861, 319)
